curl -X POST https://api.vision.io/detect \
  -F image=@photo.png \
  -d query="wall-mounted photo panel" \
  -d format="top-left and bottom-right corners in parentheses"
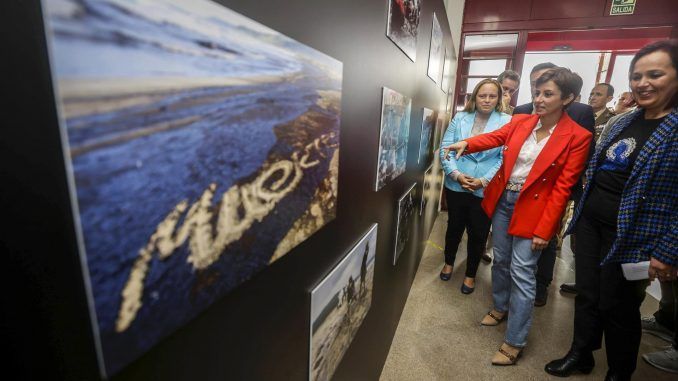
top-left (42, 0), bottom-right (342, 376)
top-left (394, 183), bottom-right (416, 265)
top-left (435, 168), bottom-right (446, 211)
top-left (427, 12), bottom-right (443, 83)
top-left (417, 108), bottom-right (437, 165)
top-left (376, 87), bottom-right (412, 191)
top-left (420, 164), bottom-right (434, 216)
top-left (432, 111), bottom-right (447, 154)
top-left (385, 0), bottom-right (422, 62)
top-left (310, 223), bottom-right (378, 381)
top-left (441, 49), bottom-right (452, 93)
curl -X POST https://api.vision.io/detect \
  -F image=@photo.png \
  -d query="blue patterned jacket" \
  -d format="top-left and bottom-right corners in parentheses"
top-left (566, 108), bottom-right (677, 266)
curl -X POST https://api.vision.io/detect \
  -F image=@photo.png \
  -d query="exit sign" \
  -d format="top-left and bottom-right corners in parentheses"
top-left (611, 0), bottom-right (636, 15)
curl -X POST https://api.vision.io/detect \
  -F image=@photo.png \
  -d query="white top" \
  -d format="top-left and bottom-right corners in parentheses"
top-left (508, 121), bottom-right (556, 184)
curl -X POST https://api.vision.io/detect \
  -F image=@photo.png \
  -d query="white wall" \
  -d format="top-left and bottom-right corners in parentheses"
top-left (443, 0), bottom-right (464, 57)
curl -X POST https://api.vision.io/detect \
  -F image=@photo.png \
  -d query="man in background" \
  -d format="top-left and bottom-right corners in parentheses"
top-left (497, 70), bottom-right (520, 114)
top-left (513, 62), bottom-right (595, 306)
top-left (588, 83), bottom-right (616, 141)
top-left (598, 92), bottom-right (637, 144)
top-left (614, 91), bottom-right (635, 115)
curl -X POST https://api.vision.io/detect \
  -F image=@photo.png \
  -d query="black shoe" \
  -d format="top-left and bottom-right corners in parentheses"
top-left (535, 285), bottom-right (548, 307)
top-left (439, 267), bottom-right (452, 281)
top-left (480, 253), bottom-right (492, 263)
top-left (560, 282), bottom-right (578, 294)
top-left (544, 349), bottom-right (595, 377)
top-left (461, 283), bottom-right (475, 294)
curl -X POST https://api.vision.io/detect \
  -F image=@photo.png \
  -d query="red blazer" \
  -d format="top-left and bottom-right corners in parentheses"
top-left (464, 113), bottom-right (592, 240)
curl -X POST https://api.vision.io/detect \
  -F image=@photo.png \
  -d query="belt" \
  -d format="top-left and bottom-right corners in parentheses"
top-left (505, 181), bottom-right (523, 192)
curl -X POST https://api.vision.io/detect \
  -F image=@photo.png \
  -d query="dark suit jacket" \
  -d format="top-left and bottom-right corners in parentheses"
top-left (513, 102), bottom-right (596, 201)
top-left (513, 102), bottom-right (595, 133)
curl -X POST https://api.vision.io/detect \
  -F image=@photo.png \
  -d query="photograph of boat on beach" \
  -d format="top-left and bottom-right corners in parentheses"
top-left (375, 87), bottom-right (412, 191)
top-left (418, 107), bottom-right (436, 165)
top-left (310, 223), bottom-right (377, 381)
top-left (386, 0), bottom-right (422, 62)
top-left (427, 12), bottom-right (443, 83)
top-left (42, 0), bottom-right (342, 376)
top-left (394, 183), bottom-right (416, 265)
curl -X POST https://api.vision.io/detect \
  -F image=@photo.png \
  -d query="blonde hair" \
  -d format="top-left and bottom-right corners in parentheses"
top-left (463, 78), bottom-right (504, 113)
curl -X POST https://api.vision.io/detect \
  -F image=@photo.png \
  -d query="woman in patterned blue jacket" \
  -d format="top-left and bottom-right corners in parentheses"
top-left (546, 40), bottom-right (678, 381)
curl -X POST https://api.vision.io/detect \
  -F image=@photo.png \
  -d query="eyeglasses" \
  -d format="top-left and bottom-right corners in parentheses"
top-left (502, 86), bottom-right (517, 95)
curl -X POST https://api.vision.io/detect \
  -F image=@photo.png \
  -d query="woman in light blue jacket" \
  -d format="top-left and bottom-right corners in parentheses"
top-left (439, 78), bottom-right (511, 294)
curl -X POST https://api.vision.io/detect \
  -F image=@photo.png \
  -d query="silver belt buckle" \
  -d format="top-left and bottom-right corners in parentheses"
top-left (506, 182), bottom-right (523, 192)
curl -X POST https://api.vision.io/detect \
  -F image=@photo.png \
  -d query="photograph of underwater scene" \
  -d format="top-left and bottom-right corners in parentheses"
top-left (376, 87), bottom-right (412, 191)
top-left (42, 0), bottom-right (342, 375)
top-left (418, 107), bottom-right (436, 165)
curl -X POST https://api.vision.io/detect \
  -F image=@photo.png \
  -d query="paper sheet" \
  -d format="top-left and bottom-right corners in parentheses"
top-left (621, 261), bottom-right (650, 281)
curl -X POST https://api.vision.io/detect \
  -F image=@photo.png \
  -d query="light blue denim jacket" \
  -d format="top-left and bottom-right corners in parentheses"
top-left (439, 110), bottom-right (511, 198)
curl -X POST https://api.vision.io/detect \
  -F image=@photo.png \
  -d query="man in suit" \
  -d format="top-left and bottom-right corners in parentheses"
top-left (513, 62), bottom-right (595, 306)
top-left (589, 83), bottom-right (616, 141)
top-left (498, 69), bottom-right (521, 115)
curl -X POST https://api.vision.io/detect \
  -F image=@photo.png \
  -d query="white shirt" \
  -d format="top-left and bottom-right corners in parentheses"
top-left (508, 121), bottom-right (556, 184)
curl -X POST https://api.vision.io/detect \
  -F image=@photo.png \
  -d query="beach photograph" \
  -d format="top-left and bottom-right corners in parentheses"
top-left (43, 0), bottom-right (342, 375)
top-left (376, 87), bottom-right (412, 191)
top-left (310, 224), bottom-right (378, 381)
top-left (385, 0), bottom-right (422, 62)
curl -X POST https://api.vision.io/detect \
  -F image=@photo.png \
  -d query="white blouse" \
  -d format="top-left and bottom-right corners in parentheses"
top-left (508, 121), bottom-right (556, 184)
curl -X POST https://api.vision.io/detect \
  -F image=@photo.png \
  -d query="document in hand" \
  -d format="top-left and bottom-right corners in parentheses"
top-left (621, 261), bottom-right (650, 281)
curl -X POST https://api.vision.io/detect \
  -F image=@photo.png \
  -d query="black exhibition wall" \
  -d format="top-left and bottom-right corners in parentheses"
top-left (0, 0), bottom-right (456, 380)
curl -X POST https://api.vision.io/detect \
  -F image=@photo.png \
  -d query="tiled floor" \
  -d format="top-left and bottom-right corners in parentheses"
top-left (381, 212), bottom-right (675, 381)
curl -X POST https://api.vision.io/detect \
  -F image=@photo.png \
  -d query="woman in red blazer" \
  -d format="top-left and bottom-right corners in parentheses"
top-left (445, 67), bottom-right (592, 365)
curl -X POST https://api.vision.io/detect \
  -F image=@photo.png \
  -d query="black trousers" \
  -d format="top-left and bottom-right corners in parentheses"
top-left (654, 280), bottom-right (678, 348)
top-left (444, 188), bottom-right (491, 278)
top-left (536, 198), bottom-right (576, 290)
top-left (536, 238), bottom-right (558, 290)
top-left (572, 212), bottom-right (649, 377)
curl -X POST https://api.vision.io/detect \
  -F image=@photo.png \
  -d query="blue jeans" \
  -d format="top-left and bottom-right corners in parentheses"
top-left (491, 190), bottom-right (541, 348)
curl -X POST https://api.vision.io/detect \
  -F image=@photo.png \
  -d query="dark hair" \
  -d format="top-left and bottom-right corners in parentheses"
top-left (463, 78), bottom-right (504, 113)
top-left (497, 70), bottom-right (520, 84)
top-left (594, 83), bottom-right (614, 97)
top-left (531, 62), bottom-right (557, 75)
top-left (535, 67), bottom-right (583, 108)
top-left (572, 72), bottom-right (583, 97)
top-left (629, 39), bottom-right (678, 108)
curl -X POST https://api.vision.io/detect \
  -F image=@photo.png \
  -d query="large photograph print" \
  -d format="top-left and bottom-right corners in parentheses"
top-left (427, 12), bottom-right (443, 83)
top-left (376, 87), bottom-right (412, 191)
top-left (385, 0), bottom-right (422, 62)
top-left (440, 49), bottom-right (451, 93)
top-left (418, 107), bottom-right (437, 165)
top-left (310, 223), bottom-right (378, 381)
top-left (43, 0), bottom-right (342, 376)
top-left (420, 164), bottom-right (434, 216)
top-left (394, 183), bottom-right (416, 265)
